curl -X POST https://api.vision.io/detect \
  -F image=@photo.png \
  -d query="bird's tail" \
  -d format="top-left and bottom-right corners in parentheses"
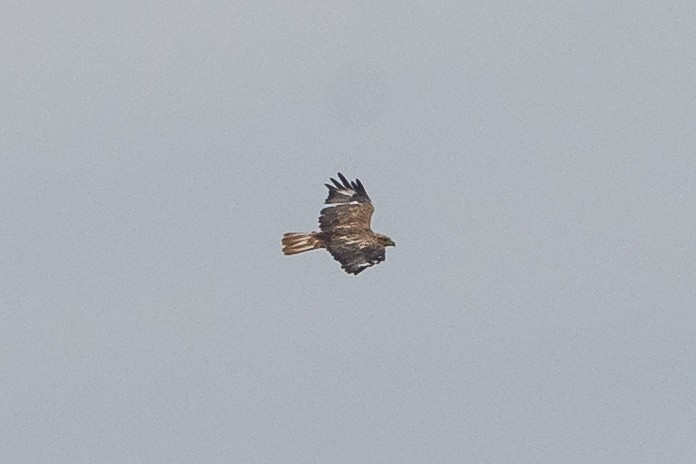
top-left (282, 232), bottom-right (324, 255)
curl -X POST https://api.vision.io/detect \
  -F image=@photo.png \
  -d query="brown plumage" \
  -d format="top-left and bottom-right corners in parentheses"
top-left (282, 173), bottom-right (395, 275)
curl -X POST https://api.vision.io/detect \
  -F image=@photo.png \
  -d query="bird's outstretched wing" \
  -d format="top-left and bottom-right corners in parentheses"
top-left (319, 172), bottom-right (374, 233)
top-left (326, 241), bottom-right (386, 275)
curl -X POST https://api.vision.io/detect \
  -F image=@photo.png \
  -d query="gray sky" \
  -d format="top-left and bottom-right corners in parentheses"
top-left (2, 1), bottom-right (695, 463)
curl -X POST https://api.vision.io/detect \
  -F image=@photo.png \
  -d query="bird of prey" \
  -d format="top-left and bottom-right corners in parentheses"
top-left (282, 173), bottom-right (395, 275)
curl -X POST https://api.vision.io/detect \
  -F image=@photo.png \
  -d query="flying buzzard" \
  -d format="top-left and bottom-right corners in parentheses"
top-left (282, 173), bottom-right (395, 275)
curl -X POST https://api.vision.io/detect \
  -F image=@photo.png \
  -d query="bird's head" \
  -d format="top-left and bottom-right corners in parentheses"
top-left (376, 234), bottom-right (396, 247)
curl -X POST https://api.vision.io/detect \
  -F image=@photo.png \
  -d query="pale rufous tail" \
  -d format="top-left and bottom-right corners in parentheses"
top-left (282, 232), bottom-right (324, 255)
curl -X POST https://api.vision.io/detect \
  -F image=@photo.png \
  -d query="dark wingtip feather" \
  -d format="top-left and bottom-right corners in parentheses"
top-left (337, 172), bottom-right (351, 189)
top-left (354, 178), bottom-right (368, 198)
top-left (355, 178), bottom-right (365, 192)
top-left (330, 177), bottom-right (343, 189)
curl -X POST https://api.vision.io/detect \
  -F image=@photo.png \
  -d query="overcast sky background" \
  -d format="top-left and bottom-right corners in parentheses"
top-left (2, 1), bottom-right (695, 463)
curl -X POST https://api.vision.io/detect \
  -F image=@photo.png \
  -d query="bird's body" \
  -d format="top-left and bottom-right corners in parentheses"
top-left (282, 173), bottom-right (395, 275)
